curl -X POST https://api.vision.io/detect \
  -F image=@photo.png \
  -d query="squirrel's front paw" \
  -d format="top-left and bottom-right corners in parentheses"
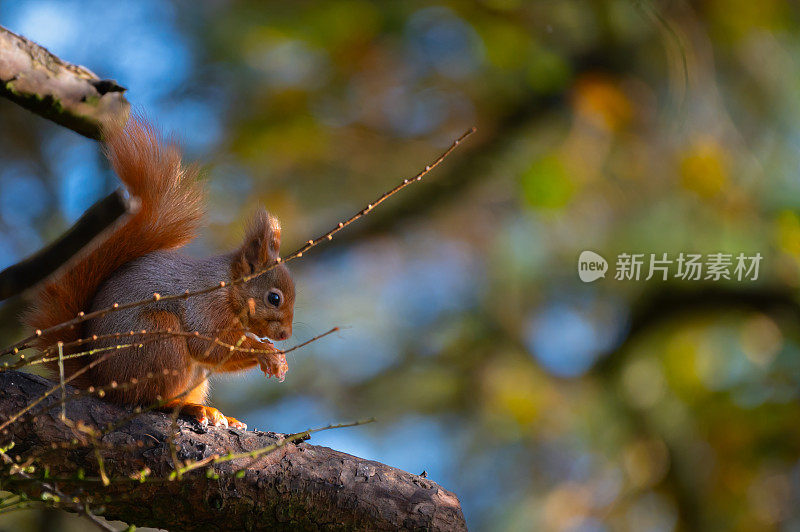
top-left (258, 352), bottom-right (289, 382)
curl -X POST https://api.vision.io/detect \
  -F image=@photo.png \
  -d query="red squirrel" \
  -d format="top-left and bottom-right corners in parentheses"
top-left (23, 116), bottom-right (294, 430)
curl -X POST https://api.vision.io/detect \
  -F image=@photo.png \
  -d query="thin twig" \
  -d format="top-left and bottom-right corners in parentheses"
top-left (173, 419), bottom-right (374, 477)
top-left (0, 128), bottom-right (475, 357)
top-left (0, 450), bottom-right (113, 530)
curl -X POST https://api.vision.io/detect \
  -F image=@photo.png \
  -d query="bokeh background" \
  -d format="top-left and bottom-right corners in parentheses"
top-left (2, 1), bottom-right (800, 530)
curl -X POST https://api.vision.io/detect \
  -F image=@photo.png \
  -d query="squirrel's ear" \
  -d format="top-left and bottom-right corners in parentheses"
top-left (232, 208), bottom-right (282, 278)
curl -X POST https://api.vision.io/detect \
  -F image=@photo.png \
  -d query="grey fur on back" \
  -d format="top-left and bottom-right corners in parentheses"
top-left (81, 251), bottom-right (232, 402)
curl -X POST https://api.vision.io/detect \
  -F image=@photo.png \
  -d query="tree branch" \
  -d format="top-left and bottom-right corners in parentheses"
top-left (0, 371), bottom-right (467, 531)
top-left (0, 189), bottom-right (134, 301)
top-left (0, 25), bottom-right (129, 139)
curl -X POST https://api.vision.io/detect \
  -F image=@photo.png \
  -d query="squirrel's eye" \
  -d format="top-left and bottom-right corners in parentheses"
top-left (266, 290), bottom-right (282, 307)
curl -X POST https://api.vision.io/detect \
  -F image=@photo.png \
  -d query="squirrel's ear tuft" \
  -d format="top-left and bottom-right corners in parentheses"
top-left (232, 208), bottom-right (282, 278)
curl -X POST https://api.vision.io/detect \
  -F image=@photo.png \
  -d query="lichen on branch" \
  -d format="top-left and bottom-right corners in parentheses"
top-left (0, 25), bottom-right (129, 139)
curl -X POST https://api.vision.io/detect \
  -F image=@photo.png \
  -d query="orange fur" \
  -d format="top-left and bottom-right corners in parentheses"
top-left (23, 115), bottom-right (204, 376)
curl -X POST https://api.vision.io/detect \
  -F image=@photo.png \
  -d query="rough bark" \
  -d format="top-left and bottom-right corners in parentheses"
top-left (0, 25), bottom-right (129, 139)
top-left (0, 371), bottom-right (466, 531)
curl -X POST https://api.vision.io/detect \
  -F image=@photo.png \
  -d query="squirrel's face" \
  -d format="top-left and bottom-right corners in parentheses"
top-left (245, 263), bottom-right (294, 342)
top-left (230, 208), bottom-right (294, 343)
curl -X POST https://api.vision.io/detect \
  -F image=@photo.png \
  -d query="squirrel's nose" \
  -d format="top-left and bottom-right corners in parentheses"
top-left (275, 328), bottom-right (290, 341)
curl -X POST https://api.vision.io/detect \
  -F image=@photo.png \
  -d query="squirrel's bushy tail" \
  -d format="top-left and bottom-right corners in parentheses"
top-left (24, 115), bottom-right (204, 355)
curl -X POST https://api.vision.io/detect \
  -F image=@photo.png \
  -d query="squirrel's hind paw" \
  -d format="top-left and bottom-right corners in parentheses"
top-left (225, 416), bottom-right (247, 430)
top-left (175, 403), bottom-right (246, 430)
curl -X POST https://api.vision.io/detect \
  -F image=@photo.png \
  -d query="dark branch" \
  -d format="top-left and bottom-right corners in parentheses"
top-left (0, 189), bottom-right (133, 301)
top-left (0, 371), bottom-right (467, 531)
top-left (593, 284), bottom-right (800, 376)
